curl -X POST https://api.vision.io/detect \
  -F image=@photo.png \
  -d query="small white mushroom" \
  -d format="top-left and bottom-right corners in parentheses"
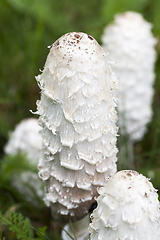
top-left (4, 118), bottom-right (42, 164)
top-left (35, 32), bottom-right (118, 221)
top-left (89, 170), bottom-right (160, 240)
top-left (101, 11), bottom-right (157, 141)
top-left (4, 118), bottom-right (44, 202)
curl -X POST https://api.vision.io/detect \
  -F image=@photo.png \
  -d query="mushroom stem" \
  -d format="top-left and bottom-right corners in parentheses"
top-left (118, 135), bottom-right (134, 170)
top-left (62, 214), bottom-right (90, 240)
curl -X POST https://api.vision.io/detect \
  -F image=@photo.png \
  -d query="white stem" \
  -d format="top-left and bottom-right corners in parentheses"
top-left (118, 134), bottom-right (134, 170)
top-left (61, 214), bottom-right (90, 240)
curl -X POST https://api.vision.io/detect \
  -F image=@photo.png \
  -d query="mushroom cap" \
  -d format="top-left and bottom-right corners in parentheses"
top-left (102, 11), bottom-right (157, 141)
top-left (36, 32), bottom-right (118, 222)
top-left (4, 118), bottom-right (44, 203)
top-left (4, 118), bottom-right (42, 164)
top-left (89, 170), bottom-right (160, 240)
top-left (46, 32), bottom-right (104, 74)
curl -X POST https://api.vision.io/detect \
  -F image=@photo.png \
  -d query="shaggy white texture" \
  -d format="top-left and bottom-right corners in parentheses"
top-left (89, 170), bottom-right (160, 240)
top-left (4, 118), bottom-right (44, 202)
top-left (4, 118), bottom-right (42, 163)
top-left (36, 32), bottom-right (118, 221)
top-left (102, 11), bottom-right (157, 141)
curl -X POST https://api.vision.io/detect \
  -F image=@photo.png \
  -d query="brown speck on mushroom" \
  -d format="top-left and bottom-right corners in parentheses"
top-left (127, 173), bottom-right (132, 177)
top-left (88, 34), bottom-right (94, 40)
top-left (55, 40), bottom-right (59, 47)
top-left (74, 33), bottom-right (81, 39)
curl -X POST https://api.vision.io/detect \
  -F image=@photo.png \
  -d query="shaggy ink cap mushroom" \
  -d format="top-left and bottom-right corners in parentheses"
top-left (4, 118), bottom-right (42, 161)
top-left (101, 11), bottom-right (157, 141)
top-left (4, 118), bottom-right (44, 203)
top-left (4, 118), bottom-right (42, 163)
top-left (35, 32), bottom-right (118, 222)
top-left (89, 170), bottom-right (160, 240)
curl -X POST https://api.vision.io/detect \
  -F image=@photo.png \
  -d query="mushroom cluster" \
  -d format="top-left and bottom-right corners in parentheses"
top-left (89, 170), bottom-right (160, 240)
top-left (35, 32), bottom-right (118, 222)
top-left (102, 11), bottom-right (157, 141)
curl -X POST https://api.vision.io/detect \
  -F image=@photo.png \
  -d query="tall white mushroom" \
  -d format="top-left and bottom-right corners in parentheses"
top-left (35, 32), bottom-right (118, 222)
top-left (102, 11), bottom-right (157, 141)
top-left (89, 170), bottom-right (160, 240)
top-left (101, 12), bottom-right (157, 168)
top-left (4, 118), bottom-right (44, 202)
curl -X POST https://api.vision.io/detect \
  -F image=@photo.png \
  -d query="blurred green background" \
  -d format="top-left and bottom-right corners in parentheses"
top-left (1, 0), bottom-right (160, 238)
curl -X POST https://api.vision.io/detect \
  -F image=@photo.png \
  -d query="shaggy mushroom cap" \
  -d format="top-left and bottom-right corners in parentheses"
top-left (89, 170), bottom-right (160, 240)
top-left (4, 118), bottom-right (42, 163)
top-left (102, 11), bottom-right (157, 141)
top-left (4, 118), bottom-right (44, 202)
top-left (36, 32), bottom-right (118, 222)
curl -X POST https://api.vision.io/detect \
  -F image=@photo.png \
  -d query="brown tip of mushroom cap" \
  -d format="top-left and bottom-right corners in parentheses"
top-left (45, 32), bottom-right (104, 72)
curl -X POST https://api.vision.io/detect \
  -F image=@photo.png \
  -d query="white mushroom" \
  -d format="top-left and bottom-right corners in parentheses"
top-left (4, 118), bottom-right (44, 202)
top-left (101, 11), bottom-right (157, 141)
top-left (35, 32), bottom-right (118, 222)
top-left (4, 118), bottom-right (42, 164)
top-left (89, 170), bottom-right (160, 240)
